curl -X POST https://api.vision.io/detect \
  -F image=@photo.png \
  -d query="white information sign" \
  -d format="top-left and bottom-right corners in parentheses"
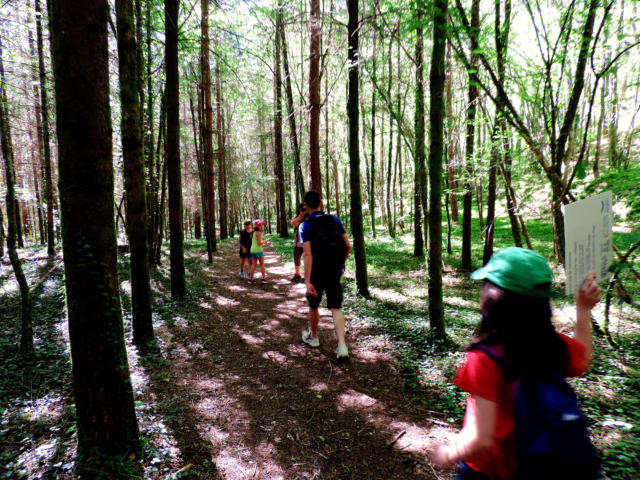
top-left (563, 191), bottom-right (613, 295)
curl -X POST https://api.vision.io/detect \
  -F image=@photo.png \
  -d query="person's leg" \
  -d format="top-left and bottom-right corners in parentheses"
top-left (249, 257), bottom-right (256, 280)
top-left (293, 247), bottom-right (303, 279)
top-left (309, 308), bottom-right (320, 338)
top-left (330, 308), bottom-right (347, 349)
top-left (303, 281), bottom-right (323, 346)
top-left (259, 257), bottom-right (266, 278)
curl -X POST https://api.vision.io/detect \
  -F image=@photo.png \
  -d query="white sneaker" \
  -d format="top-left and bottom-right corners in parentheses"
top-left (302, 330), bottom-right (320, 347)
top-left (336, 344), bottom-right (349, 360)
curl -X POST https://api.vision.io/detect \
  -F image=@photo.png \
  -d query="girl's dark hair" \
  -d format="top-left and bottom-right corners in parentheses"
top-left (469, 281), bottom-right (567, 380)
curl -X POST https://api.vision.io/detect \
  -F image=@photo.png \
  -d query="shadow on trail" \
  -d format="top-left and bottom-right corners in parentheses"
top-left (143, 240), bottom-right (454, 479)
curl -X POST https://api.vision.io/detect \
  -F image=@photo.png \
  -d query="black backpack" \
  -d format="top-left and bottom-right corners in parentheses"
top-left (307, 214), bottom-right (346, 277)
top-left (471, 345), bottom-right (600, 480)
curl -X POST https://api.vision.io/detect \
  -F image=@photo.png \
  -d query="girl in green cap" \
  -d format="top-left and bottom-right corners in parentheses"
top-left (430, 247), bottom-right (602, 480)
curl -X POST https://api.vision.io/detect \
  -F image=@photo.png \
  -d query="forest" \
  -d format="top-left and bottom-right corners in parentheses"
top-left (1, 0), bottom-right (639, 478)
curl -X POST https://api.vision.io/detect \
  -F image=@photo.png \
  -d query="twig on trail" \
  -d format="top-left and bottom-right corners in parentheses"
top-left (305, 410), bottom-right (316, 424)
top-left (315, 450), bottom-right (329, 460)
top-left (427, 461), bottom-right (443, 480)
top-left (327, 358), bottom-right (333, 382)
top-left (164, 464), bottom-right (193, 479)
top-left (386, 429), bottom-right (406, 448)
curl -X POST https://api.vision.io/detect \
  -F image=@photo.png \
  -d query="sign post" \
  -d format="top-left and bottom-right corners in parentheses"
top-left (563, 192), bottom-right (613, 295)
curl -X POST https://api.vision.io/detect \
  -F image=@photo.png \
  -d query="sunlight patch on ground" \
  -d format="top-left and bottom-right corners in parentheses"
top-left (226, 284), bottom-right (249, 292)
top-left (196, 378), bottom-right (226, 393)
top-left (308, 382), bottom-right (329, 392)
top-left (262, 350), bottom-right (288, 364)
top-left (172, 316), bottom-right (189, 328)
top-left (199, 301), bottom-right (213, 309)
top-left (16, 393), bottom-right (64, 423)
top-left (1, 277), bottom-right (19, 295)
top-left (337, 389), bottom-right (381, 412)
top-left (120, 280), bottom-right (132, 295)
top-left (354, 337), bottom-right (393, 362)
top-left (233, 327), bottom-right (264, 345)
top-left (217, 444), bottom-right (285, 480)
top-left (444, 296), bottom-right (475, 309)
top-left (402, 285), bottom-right (429, 302)
top-left (13, 439), bottom-right (60, 478)
top-left (388, 421), bottom-right (433, 454)
top-left (371, 287), bottom-right (408, 304)
top-left (214, 294), bottom-right (240, 307)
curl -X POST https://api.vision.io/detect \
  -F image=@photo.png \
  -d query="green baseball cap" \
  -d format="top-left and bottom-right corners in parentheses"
top-left (470, 247), bottom-right (561, 298)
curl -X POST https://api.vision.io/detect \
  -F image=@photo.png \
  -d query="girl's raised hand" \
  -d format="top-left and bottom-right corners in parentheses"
top-left (576, 271), bottom-right (602, 311)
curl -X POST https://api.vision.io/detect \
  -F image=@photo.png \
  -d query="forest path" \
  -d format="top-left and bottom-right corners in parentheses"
top-left (148, 239), bottom-right (453, 479)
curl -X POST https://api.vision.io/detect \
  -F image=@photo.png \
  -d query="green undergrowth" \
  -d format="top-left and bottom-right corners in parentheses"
top-left (268, 221), bottom-right (640, 479)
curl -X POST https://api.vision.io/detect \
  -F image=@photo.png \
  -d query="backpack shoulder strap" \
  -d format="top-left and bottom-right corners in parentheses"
top-left (469, 345), bottom-right (506, 370)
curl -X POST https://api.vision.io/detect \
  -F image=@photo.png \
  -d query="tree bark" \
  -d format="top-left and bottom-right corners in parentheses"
top-left (35, 0), bottom-right (56, 257)
top-left (308, 0), bottom-right (322, 192)
top-left (483, 124), bottom-right (498, 265)
top-left (274, 1), bottom-right (288, 237)
top-left (279, 16), bottom-right (304, 204)
top-left (445, 39), bottom-right (458, 222)
top-left (413, 2), bottom-right (426, 257)
top-left (145, 0), bottom-right (156, 262)
top-left (370, 7), bottom-right (377, 238)
top-left (116, 0), bottom-right (154, 346)
top-left (0, 205), bottom-right (5, 257)
top-left (165, 0), bottom-right (186, 298)
top-left (1, 40), bottom-right (34, 356)
top-left (347, 0), bottom-right (369, 298)
top-left (49, 0), bottom-right (140, 459)
top-left (461, 0), bottom-right (479, 271)
top-left (385, 31), bottom-right (395, 238)
top-left (201, 0), bottom-right (216, 260)
top-left (428, 0), bottom-right (448, 340)
top-left (215, 61), bottom-right (228, 239)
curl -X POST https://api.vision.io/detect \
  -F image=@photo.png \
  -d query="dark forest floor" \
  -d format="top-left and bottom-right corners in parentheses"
top-left (2, 230), bottom-right (639, 479)
top-left (0, 240), bottom-right (456, 479)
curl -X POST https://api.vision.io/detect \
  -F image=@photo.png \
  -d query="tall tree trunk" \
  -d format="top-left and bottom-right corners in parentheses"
top-left (0, 205), bottom-right (5, 257)
top-left (1, 41), bottom-right (34, 357)
top-left (151, 91), bottom-right (167, 265)
top-left (274, 1), bottom-right (288, 237)
top-left (593, 73), bottom-right (606, 177)
top-left (413, 2), bottom-right (426, 257)
top-left (35, 0), bottom-right (56, 256)
top-left (215, 61), bottom-right (228, 239)
top-left (369, 7), bottom-right (377, 238)
top-left (551, 0), bottom-right (598, 262)
top-left (347, 0), bottom-right (369, 298)
top-left (445, 39), bottom-right (459, 222)
top-left (483, 124), bottom-right (499, 265)
top-left (396, 38), bottom-right (403, 221)
top-left (165, 0), bottom-right (186, 298)
top-left (461, 0), bottom-right (479, 271)
top-left (116, 0), bottom-right (154, 346)
top-left (49, 0), bottom-right (140, 459)
top-left (428, 0), bottom-right (448, 340)
top-left (200, 0), bottom-right (216, 260)
top-left (279, 17), bottom-right (304, 203)
top-left (385, 32), bottom-right (395, 238)
top-left (145, 0), bottom-right (156, 262)
top-left (308, 0), bottom-right (322, 192)
top-left (27, 30), bottom-right (46, 245)
top-left (32, 156), bottom-right (45, 245)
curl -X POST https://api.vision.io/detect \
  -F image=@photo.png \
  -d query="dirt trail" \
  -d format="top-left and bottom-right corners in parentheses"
top-left (148, 240), bottom-right (453, 479)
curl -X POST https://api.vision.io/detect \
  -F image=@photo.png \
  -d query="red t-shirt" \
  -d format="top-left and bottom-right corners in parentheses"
top-left (453, 333), bottom-right (588, 479)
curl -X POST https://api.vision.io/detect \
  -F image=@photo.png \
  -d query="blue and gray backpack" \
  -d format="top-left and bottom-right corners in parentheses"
top-left (471, 345), bottom-right (600, 480)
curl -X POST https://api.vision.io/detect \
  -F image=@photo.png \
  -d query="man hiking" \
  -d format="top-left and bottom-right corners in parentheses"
top-left (299, 190), bottom-right (352, 359)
